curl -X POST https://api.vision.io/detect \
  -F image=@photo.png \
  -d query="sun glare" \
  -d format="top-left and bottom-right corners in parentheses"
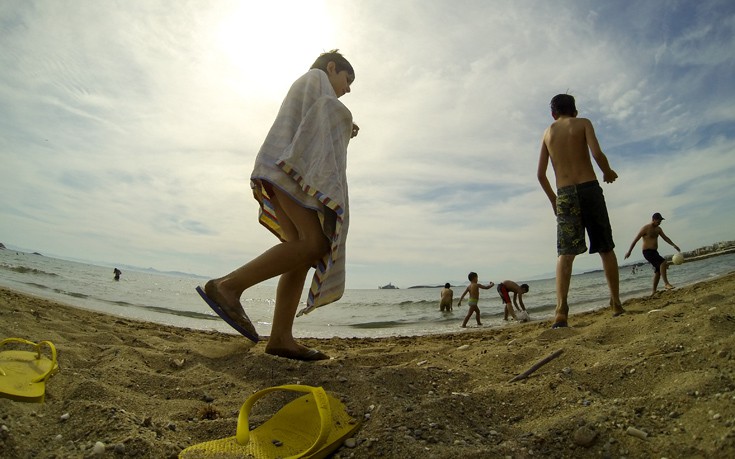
top-left (214, 1), bottom-right (337, 97)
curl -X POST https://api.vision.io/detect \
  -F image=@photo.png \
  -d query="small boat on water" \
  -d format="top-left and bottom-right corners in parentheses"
top-left (379, 282), bottom-right (398, 289)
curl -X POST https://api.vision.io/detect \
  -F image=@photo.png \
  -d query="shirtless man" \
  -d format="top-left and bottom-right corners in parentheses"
top-left (624, 213), bottom-right (681, 294)
top-left (439, 283), bottom-right (454, 312)
top-left (497, 280), bottom-right (529, 321)
top-left (537, 94), bottom-right (625, 328)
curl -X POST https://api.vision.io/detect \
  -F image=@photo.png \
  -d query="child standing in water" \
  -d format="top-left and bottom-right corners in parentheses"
top-left (197, 50), bottom-right (359, 361)
top-left (457, 272), bottom-right (494, 327)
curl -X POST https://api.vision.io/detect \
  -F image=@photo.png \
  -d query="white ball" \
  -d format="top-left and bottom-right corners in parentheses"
top-left (672, 253), bottom-right (684, 265)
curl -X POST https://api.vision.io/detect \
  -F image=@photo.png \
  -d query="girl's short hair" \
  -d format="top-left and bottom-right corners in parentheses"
top-left (311, 49), bottom-right (354, 79)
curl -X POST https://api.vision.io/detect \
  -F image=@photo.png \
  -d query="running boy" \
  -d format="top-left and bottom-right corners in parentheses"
top-left (624, 212), bottom-right (681, 294)
top-left (537, 94), bottom-right (625, 328)
top-left (457, 272), bottom-right (494, 327)
top-left (197, 50), bottom-right (358, 361)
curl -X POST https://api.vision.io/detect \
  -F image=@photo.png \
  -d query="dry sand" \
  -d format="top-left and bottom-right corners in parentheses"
top-left (1, 271), bottom-right (734, 458)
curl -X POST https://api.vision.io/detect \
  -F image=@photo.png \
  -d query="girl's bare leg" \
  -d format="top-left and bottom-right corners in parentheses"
top-left (263, 188), bottom-right (329, 359)
top-left (205, 186), bottom-right (328, 355)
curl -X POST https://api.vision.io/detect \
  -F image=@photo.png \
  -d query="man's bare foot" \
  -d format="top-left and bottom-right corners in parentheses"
top-left (665, 284), bottom-right (675, 290)
top-left (611, 300), bottom-right (625, 317)
top-left (552, 314), bottom-right (568, 328)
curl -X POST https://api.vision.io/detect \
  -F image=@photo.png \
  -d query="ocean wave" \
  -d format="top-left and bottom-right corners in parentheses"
top-left (349, 320), bottom-right (411, 329)
top-left (101, 298), bottom-right (217, 320)
top-left (396, 300), bottom-right (440, 307)
top-left (55, 289), bottom-right (89, 299)
top-left (1, 263), bottom-right (58, 277)
top-left (24, 282), bottom-right (50, 290)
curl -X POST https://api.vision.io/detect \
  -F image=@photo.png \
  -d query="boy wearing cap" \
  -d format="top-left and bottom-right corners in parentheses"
top-left (624, 213), bottom-right (682, 294)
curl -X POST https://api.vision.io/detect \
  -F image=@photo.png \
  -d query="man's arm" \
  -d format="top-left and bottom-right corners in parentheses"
top-left (537, 139), bottom-right (557, 215)
top-left (584, 119), bottom-right (618, 184)
top-left (659, 229), bottom-right (681, 252)
top-left (624, 228), bottom-right (644, 259)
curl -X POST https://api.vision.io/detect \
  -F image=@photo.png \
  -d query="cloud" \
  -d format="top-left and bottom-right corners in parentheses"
top-left (0, 0), bottom-right (733, 288)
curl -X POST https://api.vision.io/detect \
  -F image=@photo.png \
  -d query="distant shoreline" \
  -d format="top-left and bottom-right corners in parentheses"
top-left (583, 246), bottom-right (735, 276)
top-left (681, 247), bottom-right (735, 263)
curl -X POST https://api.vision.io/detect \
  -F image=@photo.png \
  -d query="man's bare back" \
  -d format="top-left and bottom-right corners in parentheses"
top-left (543, 117), bottom-right (609, 187)
top-left (544, 116), bottom-right (617, 188)
top-left (538, 115), bottom-right (618, 215)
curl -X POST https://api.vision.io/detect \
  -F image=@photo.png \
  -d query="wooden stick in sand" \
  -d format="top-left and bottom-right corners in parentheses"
top-left (509, 349), bottom-right (564, 382)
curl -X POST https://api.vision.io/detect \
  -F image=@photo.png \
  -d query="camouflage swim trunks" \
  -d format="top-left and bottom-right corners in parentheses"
top-left (556, 180), bottom-right (615, 256)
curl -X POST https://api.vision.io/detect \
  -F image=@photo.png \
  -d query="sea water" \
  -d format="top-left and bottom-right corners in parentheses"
top-left (0, 249), bottom-right (733, 339)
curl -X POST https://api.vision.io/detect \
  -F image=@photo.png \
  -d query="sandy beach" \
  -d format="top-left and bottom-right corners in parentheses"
top-left (1, 271), bottom-right (734, 458)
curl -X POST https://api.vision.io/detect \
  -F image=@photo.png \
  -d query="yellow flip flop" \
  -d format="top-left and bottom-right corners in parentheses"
top-left (0, 338), bottom-right (58, 403)
top-left (180, 384), bottom-right (360, 459)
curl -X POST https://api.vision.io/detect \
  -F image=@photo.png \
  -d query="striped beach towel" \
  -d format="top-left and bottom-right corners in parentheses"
top-left (250, 69), bottom-right (353, 315)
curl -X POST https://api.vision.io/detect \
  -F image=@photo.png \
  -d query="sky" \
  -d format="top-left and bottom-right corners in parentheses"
top-left (1, 0), bottom-right (734, 289)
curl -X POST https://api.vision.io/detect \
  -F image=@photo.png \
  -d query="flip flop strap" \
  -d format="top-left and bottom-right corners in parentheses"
top-left (235, 384), bottom-right (332, 459)
top-left (0, 338), bottom-right (57, 383)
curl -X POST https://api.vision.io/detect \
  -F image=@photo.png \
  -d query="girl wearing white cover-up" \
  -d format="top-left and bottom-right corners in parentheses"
top-left (197, 50), bottom-right (358, 361)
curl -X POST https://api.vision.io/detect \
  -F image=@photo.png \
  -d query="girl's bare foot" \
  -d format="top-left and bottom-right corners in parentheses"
top-left (265, 340), bottom-right (329, 361)
top-left (200, 280), bottom-right (259, 342)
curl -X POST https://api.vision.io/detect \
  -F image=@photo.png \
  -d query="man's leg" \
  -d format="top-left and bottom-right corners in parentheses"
top-left (600, 250), bottom-right (625, 315)
top-left (554, 254), bottom-right (575, 326)
top-left (660, 261), bottom-right (674, 289)
top-left (652, 271), bottom-right (661, 294)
